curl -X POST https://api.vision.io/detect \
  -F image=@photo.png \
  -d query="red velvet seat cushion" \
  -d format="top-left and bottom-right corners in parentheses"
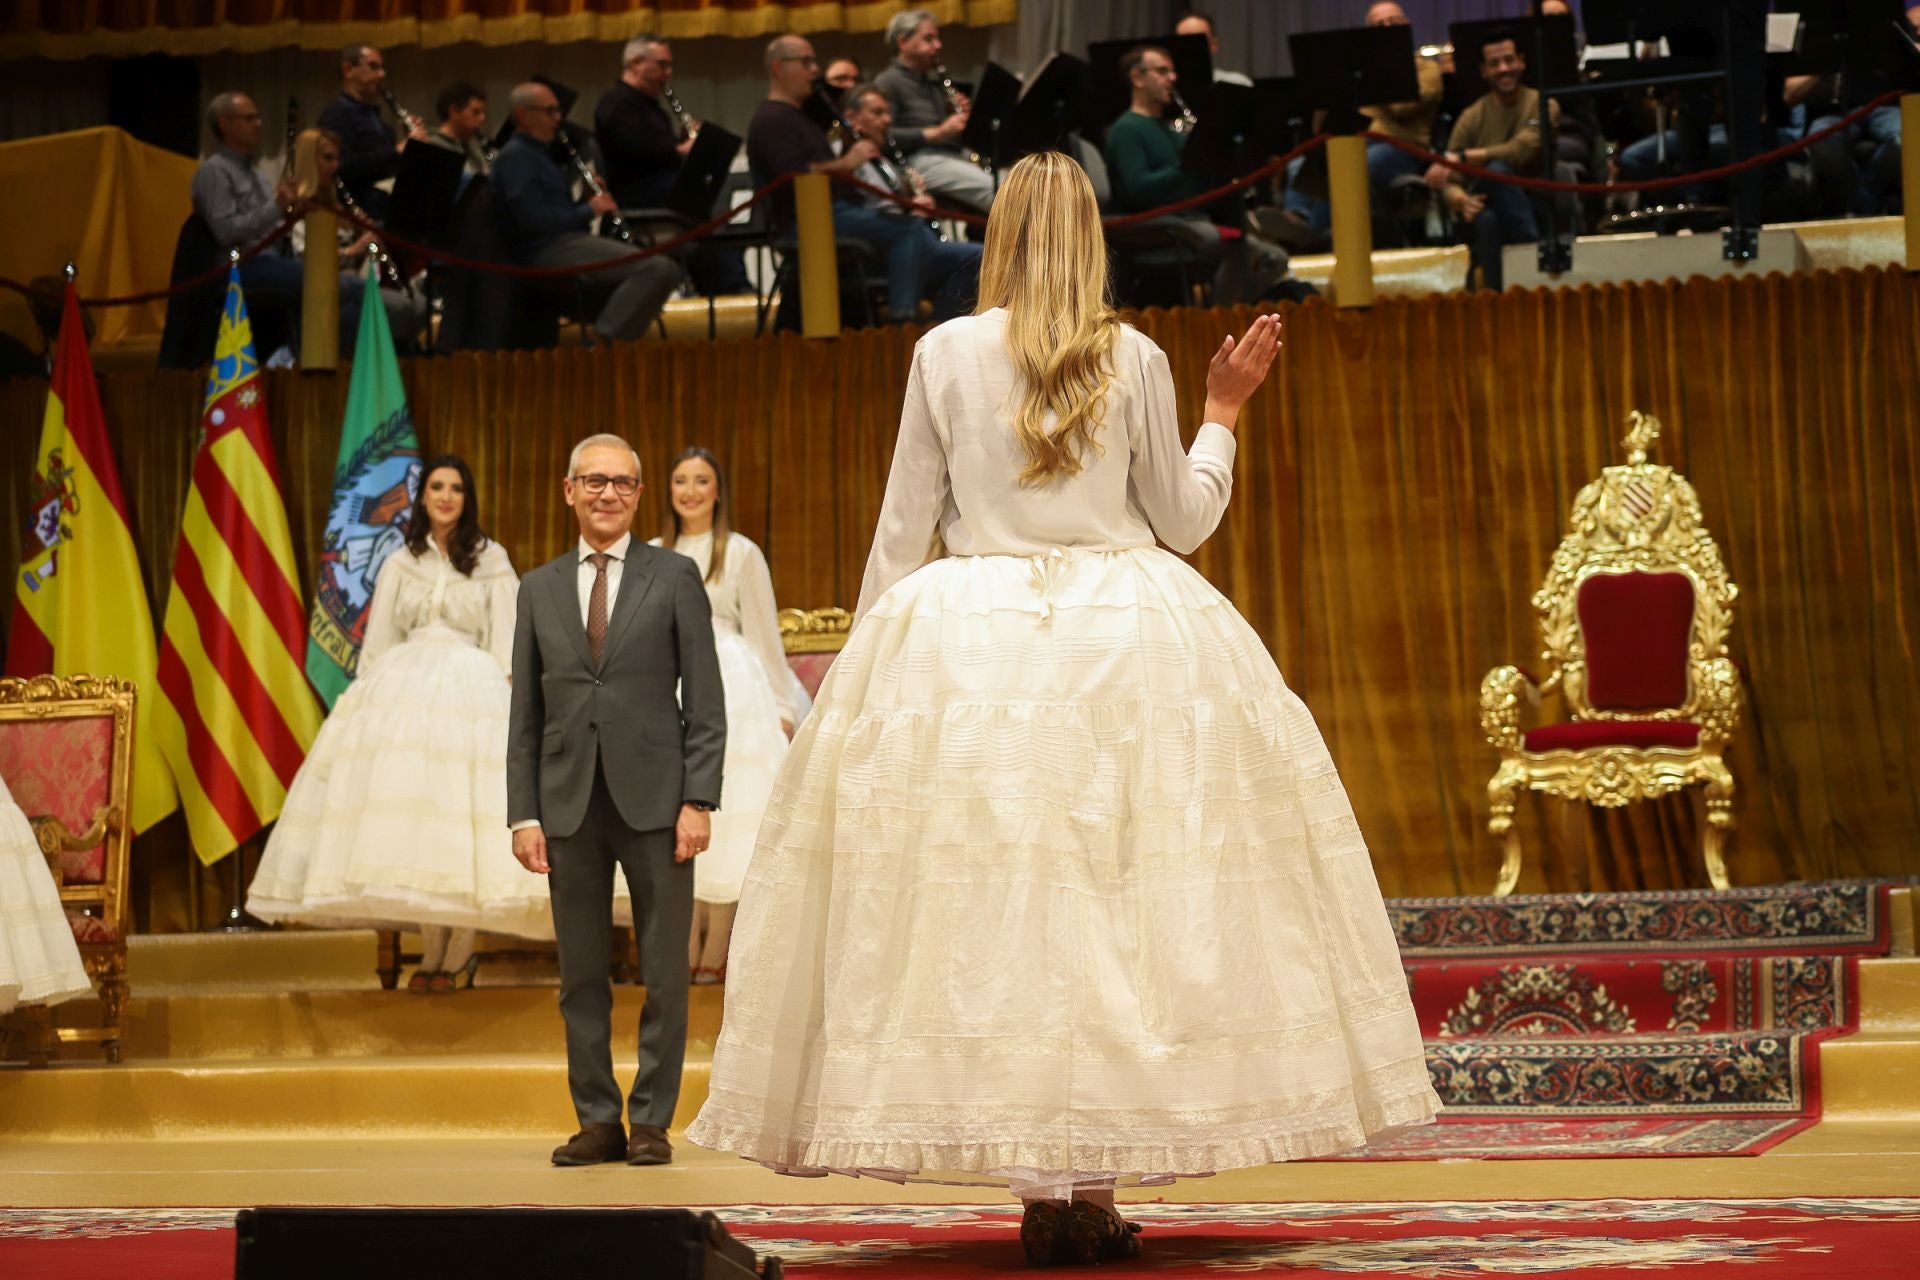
top-left (1577, 570), bottom-right (1695, 710)
top-left (787, 652), bottom-right (840, 701)
top-left (1523, 720), bottom-right (1701, 753)
top-left (0, 715), bottom-right (114, 885)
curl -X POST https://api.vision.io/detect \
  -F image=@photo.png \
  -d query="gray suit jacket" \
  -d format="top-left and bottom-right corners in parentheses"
top-left (507, 541), bottom-right (726, 838)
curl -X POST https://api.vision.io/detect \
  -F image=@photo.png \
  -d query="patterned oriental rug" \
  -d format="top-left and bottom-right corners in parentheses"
top-left (4, 1200), bottom-right (1917, 1278)
top-left (1372, 881), bottom-right (1902, 1136)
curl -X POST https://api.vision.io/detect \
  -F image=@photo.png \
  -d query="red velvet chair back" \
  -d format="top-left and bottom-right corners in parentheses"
top-left (1576, 571), bottom-right (1696, 712)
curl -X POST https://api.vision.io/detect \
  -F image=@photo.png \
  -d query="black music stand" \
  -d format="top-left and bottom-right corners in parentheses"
top-left (665, 123), bottom-right (743, 224)
top-left (963, 62), bottom-right (1023, 173)
top-left (1002, 52), bottom-right (1090, 166)
top-left (1179, 81), bottom-right (1254, 181)
top-left (1788, 0), bottom-right (1915, 88)
top-left (1083, 34), bottom-right (1215, 146)
top-left (384, 140), bottom-right (466, 255)
top-left (1283, 26), bottom-right (1419, 224)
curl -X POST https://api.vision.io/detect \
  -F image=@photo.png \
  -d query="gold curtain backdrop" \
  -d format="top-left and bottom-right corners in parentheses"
top-left (3, 267), bottom-right (1917, 928)
top-left (0, 0), bottom-right (1016, 58)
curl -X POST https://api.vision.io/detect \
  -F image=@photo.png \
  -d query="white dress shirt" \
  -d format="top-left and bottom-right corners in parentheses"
top-left (576, 532), bottom-right (632, 628)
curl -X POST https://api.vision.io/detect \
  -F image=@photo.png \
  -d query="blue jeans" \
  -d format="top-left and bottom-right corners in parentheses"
top-left (1463, 161), bottom-right (1539, 292)
top-left (1619, 123), bottom-right (1730, 204)
top-left (1809, 105), bottom-right (1903, 214)
top-left (833, 204), bottom-right (983, 322)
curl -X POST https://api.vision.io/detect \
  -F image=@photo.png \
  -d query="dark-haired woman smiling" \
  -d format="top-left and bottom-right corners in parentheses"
top-left (250, 456), bottom-right (542, 990)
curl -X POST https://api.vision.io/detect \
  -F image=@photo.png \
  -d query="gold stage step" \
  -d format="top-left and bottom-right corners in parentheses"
top-left (0, 1054), bottom-right (715, 1140)
top-left (1859, 957), bottom-right (1920, 1033)
top-left (119, 985), bottom-right (720, 1060)
top-left (129, 930), bottom-right (383, 994)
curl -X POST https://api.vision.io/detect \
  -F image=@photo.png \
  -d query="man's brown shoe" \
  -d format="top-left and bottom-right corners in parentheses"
top-left (627, 1123), bottom-right (673, 1166)
top-left (551, 1123), bottom-right (626, 1166)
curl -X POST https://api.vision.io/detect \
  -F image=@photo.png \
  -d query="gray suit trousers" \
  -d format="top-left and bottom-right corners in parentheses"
top-left (548, 762), bottom-right (693, 1129)
top-left (530, 234), bottom-right (682, 343)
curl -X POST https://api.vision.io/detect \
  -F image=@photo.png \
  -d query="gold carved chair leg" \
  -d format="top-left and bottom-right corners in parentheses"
top-left (1487, 767), bottom-right (1525, 897)
top-left (1701, 760), bottom-right (1735, 891)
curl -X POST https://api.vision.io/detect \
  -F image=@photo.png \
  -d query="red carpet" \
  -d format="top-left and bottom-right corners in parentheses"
top-left (4, 1200), bottom-right (1918, 1278)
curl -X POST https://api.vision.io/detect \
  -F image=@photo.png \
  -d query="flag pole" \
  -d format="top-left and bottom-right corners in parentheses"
top-left (219, 840), bottom-right (258, 932)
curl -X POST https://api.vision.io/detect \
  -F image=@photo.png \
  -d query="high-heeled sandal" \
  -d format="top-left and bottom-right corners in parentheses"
top-left (1064, 1200), bottom-right (1143, 1264)
top-left (406, 969), bottom-right (434, 993)
top-left (428, 954), bottom-right (480, 993)
top-left (691, 965), bottom-right (726, 985)
top-left (1018, 1201), bottom-right (1072, 1267)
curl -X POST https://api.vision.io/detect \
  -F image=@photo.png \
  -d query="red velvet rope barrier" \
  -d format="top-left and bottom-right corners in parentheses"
top-left (1, 90), bottom-right (1906, 309)
top-left (1370, 89), bottom-right (1906, 197)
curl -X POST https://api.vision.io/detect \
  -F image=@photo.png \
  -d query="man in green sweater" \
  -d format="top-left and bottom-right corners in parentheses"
top-left (1102, 45), bottom-right (1288, 306)
top-left (1423, 28), bottom-right (1557, 290)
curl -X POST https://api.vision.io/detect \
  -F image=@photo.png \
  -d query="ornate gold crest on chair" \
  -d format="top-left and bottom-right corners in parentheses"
top-left (780, 606), bottom-right (852, 699)
top-left (0, 674), bottom-right (136, 1062)
top-left (1480, 413), bottom-right (1742, 895)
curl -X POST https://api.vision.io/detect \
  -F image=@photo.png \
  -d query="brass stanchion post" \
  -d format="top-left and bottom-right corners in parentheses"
top-left (1327, 135), bottom-right (1375, 308)
top-left (794, 173), bottom-right (841, 337)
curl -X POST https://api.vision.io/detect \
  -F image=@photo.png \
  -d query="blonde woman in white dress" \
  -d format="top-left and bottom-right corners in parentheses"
top-left (249, 455), bottom-right (544, 990)
top-left (689, 153), bottom-right (1438, 1266)
top-left (652, 447), bottom-right (808, 985)
top-left (0, 773), bottom-right (92, 1016)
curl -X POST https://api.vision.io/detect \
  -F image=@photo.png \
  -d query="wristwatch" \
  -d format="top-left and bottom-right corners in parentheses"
top-left (685, 800), bottom-right (718, 812)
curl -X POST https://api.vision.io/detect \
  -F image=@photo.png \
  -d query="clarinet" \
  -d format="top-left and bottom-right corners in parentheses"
top-left (377, 82), bottom-right (425, 137)
top-left (932, 61), bottom-right (986, 167)
top-left (1169, 87), bottom-right (1199, 135)
top-left (662, 85), bottom-right (699, 143)
top-left (882, 132), bottom-right (948, 242)
top-left (285, 95), bottom-right (300, 164)
top-left (556, 129), bottom-right (634, 244)
top-left (332, 176), bottom-right (408, 292)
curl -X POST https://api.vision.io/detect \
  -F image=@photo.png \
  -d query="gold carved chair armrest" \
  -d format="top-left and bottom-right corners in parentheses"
top-left (28, 805), bottom-right (122, 888)
top-left (1693, 657), bottom-right (1744, 744)
top-left (1479, 666), bottom-right (1553, 753)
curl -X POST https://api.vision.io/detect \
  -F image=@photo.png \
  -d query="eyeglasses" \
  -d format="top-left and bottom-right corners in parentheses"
top-left (531, 103), bottom-right (563, 115)
top-left (572, 473), bottom-right (641, 497)
top-left (777, 55), bottom-right (820, 66)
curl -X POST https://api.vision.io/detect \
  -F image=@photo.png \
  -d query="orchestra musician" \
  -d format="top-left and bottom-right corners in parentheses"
top-left (874, 9), bottom-right (994, 213)
top-left (318, 44), bottom-right (428, 217)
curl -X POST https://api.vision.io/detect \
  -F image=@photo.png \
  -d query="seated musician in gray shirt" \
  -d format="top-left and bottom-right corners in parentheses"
top-left (191, 91), bottom-right (306, 304)
top-left (873, 9), bottom-right (993, 213)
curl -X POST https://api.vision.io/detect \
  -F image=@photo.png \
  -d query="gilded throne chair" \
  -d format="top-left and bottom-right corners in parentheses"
top-left (1480, 412), bottom-right (1743, 895)
top-left (0, 674), bottom-right (136, 1062)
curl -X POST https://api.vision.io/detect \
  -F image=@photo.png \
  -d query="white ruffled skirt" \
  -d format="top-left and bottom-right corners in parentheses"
top-left (687, 547), bottom-right (1439, 1195)
top-left (696, 629), bottom-right (794, 905)
top-left (0, 778), bottom-right (92, 1014)
top-left (248, 628), bottom-right (555, 939)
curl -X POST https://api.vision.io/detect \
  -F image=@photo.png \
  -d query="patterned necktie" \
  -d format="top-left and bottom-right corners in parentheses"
top-left (586, 551), bottom-right (611, 667)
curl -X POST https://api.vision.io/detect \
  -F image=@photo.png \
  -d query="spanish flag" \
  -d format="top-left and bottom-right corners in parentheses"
top-left (153, 269), bottom-right (323, 865)
top-left (6, 284), bottom-right (179, 834)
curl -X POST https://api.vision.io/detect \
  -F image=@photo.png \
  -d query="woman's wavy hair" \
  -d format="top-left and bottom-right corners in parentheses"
top-left (404, 454), bottom-right (488, 576)
top-left (974, 150), bottom-right (1120, 487)
top-left (290, 127), bottom-right (344, 205)
top-left (660, 446), bottom-right (731, 583)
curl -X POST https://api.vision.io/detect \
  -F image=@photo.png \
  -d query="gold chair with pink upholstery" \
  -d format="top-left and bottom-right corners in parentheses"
top-left (1480, 413), bottom-right (1744, 896)
top-left (781, 606), bottom-right (852, 700)
top-left (0, 674), bottom-right (136, 1062)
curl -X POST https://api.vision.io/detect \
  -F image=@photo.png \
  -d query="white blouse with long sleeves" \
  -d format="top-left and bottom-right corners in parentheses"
top-left (358, 538), bottom-right (519, 678)
top-left (854, 309), bottom-right (1237, 621)
top-left (654, 530), bottom-right (799, 724)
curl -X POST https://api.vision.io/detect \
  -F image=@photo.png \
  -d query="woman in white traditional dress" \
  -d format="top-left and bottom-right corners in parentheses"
top-left (651, 447), bottom-right (809, 985)
top-left (688, 153), bottom-right (1439, 1266)
top-left (0, 774), bottom-right (92, 1015)
top-left (249, 455), bottom-right (545, 990)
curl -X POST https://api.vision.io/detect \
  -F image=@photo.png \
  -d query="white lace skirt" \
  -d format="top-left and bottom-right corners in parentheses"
top-left (687, 547), bottom-right (1439, 1194)
top-left (0, 779), bottom-right (92, 1014)
top-left (248, 630), bottom-right (556, 940)
top-left (696, 631), bottom-right (793, 905)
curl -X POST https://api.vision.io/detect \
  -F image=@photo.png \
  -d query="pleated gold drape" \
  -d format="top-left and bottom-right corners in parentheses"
top-left (0, 0), bottom-right (1017, 59)
top-left (3, 266), bottom-right (1917, 930)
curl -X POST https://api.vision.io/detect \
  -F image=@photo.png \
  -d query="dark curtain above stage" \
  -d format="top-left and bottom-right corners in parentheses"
top-left (4, 267), bottom-right (1918, 927)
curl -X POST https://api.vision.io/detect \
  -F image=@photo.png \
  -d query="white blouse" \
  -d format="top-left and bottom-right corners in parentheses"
top-left (652, 530), bottom-right (799, 723)
top-left (855, 309), bottom-right (1237, 621)
top-left (359, 538), bottom-right (519, 677)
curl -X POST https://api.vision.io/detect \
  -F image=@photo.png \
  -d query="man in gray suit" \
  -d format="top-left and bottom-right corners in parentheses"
top-left (507, 432), bottom-right (726, 1167)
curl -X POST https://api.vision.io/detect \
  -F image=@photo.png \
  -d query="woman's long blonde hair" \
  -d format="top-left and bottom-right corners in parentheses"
top-left (974, 151), bottom-right (1119, 487)
top-left (290, 127), bottom-right (342, 205)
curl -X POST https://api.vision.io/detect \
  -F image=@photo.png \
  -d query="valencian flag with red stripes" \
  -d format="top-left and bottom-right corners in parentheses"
top-left (7, 283), bottom-right (179, 833)
top-left (153, 268), bottom-right (323, 865)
